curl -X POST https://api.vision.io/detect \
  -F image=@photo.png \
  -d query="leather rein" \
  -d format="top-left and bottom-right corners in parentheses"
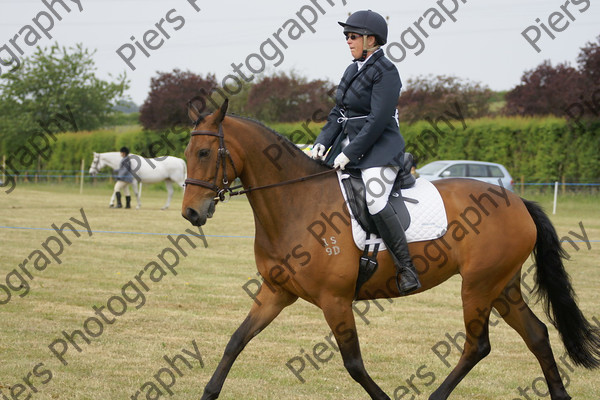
top-left (184, 123), bottom-right (337, 202)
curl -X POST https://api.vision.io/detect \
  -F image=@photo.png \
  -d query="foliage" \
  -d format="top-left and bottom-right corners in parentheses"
top-left (138, 69), bottom-right (218, 130)
top-left (113, 99), bottom-right (139, 113)
top-left (0, 43), bottom-right (129, 153)
top-left (272, 117), bottom-right (600, 183)
top-left (37, 117), bottom-right (600, 185)
top-left (505, 36), bottom-right (600, 121)
top-left (225, 78), bottom-right (254, 116)
top-left (504, 61), bottom-right (582, 117)
top-left (104, 112), bottom-right (140, 127)
top-left (245, 71), bottom-right (335, 122)
top-left (402, 116), bottom-right (600, 183)
top-left (578, 34), bottom-right (600, 84)
top-left (397, 75), bottom-right (493, 124)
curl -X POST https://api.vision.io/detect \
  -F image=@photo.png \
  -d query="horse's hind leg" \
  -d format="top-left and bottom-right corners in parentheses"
top-left (429, 281), bottom-right (492, 400)
top-left (162, 180), bottom-right (173, 210)
top-left (497, 275), bottom-right (571, 400)
top-left (201, 285), bottom-right (297, 400)
top-left (321, 297), bottom-right (390, 400)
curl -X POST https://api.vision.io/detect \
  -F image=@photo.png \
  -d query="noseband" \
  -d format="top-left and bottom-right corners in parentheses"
top-left (184, 122), bottom-right (337, 202)
top-left (184, 124), bottom-right (240, 202)
top-left (90, 153), bottom-right (100, 174)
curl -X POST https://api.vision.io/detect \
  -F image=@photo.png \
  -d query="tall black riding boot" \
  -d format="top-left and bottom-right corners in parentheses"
top-left (125, 196), bottom-right (131, 209)
top-left (115, 192), bottom-right (122, 208)
top-left (371, 203), bottom-right (421, 295)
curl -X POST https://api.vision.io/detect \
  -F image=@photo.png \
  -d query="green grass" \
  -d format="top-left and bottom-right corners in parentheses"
top-left (0, 185), bottom-right (598, 399)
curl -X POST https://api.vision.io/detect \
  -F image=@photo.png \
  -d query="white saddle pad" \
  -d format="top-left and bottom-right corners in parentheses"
top-left (337, 171), bottom-right (448, 251)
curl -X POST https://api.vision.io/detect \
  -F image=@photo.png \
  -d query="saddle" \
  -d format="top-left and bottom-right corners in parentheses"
top-left (341, 153), bottom-right (417, 235)
top-left (339, 153), bottom-right (419, 298)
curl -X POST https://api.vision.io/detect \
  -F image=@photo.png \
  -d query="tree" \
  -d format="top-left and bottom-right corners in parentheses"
top-left (577, 35), bottom-right (600, 84)
top-left (245, 72), bottom-right (335, 122)
top-left (0, 43), bottom-right (128, 130)
top-left (504, 36), bottom-right (600, 119)
top-left (139, 69), bottom-right (218, 130)
top-left (113, 99), bottom-right (139, 114)
top-left (504, 61), bottom-right (583, 116)
top-left (0, 43), bottom-right (129, 152)
top-left (398, 75), bottom-right (492, 124)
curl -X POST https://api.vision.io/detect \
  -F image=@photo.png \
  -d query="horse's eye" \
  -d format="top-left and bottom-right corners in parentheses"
top-left (198, 149), bottom-right (210, 159)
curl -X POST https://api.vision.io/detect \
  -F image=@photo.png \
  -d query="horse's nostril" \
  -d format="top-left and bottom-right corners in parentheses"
top-left (186, 207), bottom-right (199, 221)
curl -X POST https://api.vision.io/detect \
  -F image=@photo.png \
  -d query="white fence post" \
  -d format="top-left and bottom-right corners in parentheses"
top-left (80, 159), bottom-right (85, 194)
top-left (552, 181), bottom-right (558, 214)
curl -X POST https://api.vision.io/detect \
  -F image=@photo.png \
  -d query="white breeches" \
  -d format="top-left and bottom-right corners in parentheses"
top-left (113, 180), bottom-right (131, 196)
top-left (361, 166), bottom-right (399, 215)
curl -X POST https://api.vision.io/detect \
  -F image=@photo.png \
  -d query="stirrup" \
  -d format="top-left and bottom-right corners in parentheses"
top-left (395, 267), bottom-right (421, 295)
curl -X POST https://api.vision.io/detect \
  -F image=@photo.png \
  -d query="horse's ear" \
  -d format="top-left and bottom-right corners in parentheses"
top-left (214, 98), bottom-right (229, 124)
top-left (187, 100), bottom-right (202, 124)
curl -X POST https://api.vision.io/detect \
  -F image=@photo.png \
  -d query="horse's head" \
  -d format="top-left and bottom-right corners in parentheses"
top-left (89, 152), bottom-right (101, 176)
top-left (182, 98), bottom-right (242, 226)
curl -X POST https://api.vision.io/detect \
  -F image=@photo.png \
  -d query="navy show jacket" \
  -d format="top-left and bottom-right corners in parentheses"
top-left (316, 50), bottom-right (405, 169)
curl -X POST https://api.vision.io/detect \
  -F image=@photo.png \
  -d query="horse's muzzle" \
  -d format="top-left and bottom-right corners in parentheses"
top-left (182, 200), bottom-right (216, 226)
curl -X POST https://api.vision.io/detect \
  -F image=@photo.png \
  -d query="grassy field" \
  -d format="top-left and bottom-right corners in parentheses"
top-left (0, 184), bottom-right (598, 399)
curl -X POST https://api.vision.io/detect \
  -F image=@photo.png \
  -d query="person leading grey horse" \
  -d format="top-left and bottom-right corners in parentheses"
top-left (111, 146), bottom-right (134, 209)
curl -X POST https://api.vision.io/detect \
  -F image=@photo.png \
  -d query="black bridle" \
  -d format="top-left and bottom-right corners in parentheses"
top-left (184, 124), bottom-right (240, 202)
top-left (184, 123), bottom-right (337, 202)
top-left (90, 153), bottom-right (100, 175)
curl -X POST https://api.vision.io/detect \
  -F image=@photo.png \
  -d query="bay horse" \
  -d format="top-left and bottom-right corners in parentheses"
top-left (89, 152), bottom-right (186, 209)
top-left (181, 99), bottom-right (600, 400)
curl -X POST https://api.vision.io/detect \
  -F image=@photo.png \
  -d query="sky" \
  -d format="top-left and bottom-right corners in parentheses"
top-left (0, 0), bottom-right (599, 105)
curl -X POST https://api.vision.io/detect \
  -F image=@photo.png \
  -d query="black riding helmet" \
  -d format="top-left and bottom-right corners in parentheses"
top-left (338, 10), bottom-right (388, 46)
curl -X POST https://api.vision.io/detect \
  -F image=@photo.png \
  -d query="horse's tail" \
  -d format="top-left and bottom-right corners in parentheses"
top-left (523, 199), bottom-right (600, 369)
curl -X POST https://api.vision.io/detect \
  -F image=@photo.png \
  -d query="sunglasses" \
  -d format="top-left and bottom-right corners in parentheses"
top-left (345, 33), bottom-right (362, 41)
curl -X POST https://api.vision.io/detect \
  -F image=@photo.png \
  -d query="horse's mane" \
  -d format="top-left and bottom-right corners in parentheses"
top-left (228, 114), bottom-right (331, 172)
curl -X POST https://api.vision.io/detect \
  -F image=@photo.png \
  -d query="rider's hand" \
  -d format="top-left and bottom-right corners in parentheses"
top-left (333, 152), bottom-right (350, 170)
top-left (310, 143), bottom-right (326, 160)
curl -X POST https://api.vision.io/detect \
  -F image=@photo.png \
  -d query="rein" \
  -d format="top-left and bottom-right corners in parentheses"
top-left (184, 124), bottom-right (337, 202)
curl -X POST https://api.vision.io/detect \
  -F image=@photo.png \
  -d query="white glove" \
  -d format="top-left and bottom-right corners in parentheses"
top-left (333, 152), bottom-right (350, 170)
top-left (310, 143), bottom-right (326, 160)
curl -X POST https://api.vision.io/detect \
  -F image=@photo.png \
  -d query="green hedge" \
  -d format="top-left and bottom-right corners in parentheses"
top-left (10, 117), bottom-right (600, 183)
top-left (398, 116), bottom-right (600, 183)
top-left (39, 127), bottom-right (189, 172)
top-left (275, 116), bottom-right (600, 182)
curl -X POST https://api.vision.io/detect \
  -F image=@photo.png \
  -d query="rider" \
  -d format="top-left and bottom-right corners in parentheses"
top-left (310, 10), bottom-right (421, 295)
top-left (111, 146), bottom-right (133, 209)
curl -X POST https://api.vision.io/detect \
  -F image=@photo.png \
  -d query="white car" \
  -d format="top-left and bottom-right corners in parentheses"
top-left (417, 160), bottom-right (514, 191)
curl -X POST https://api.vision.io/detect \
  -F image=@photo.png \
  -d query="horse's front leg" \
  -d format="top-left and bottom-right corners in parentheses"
top-left (321, 297), bottom-right (391, 400)
top-left (132, 180), bottom-right (141, 209)
top-left (201, 284), bottom-right (297, 400)
top-left (162, 180), bottom-right (173, 210)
